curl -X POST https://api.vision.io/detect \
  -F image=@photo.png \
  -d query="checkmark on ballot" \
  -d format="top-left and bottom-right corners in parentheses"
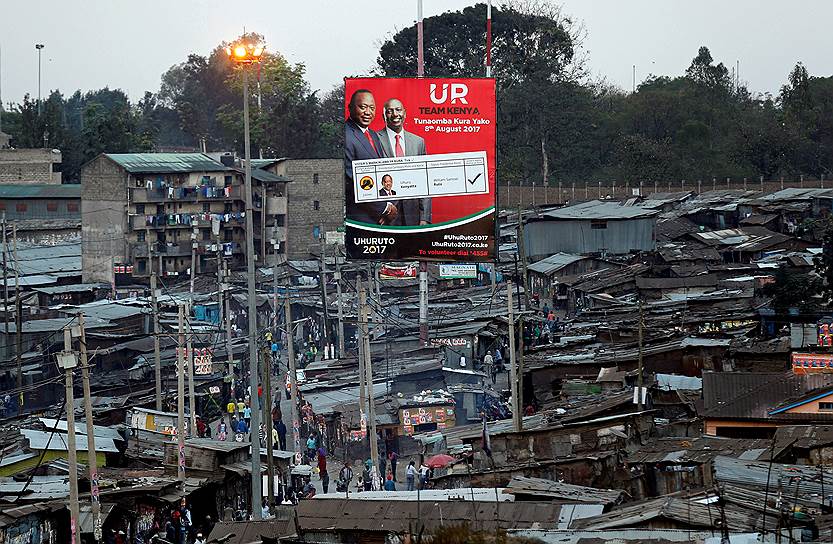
top-left (468, 173), bottom-right (482, 185)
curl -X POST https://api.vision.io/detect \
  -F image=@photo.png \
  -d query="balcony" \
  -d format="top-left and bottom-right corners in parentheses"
top-left (131, 183), bottom-right (243, 203)
top-left (267, 196), bottom-right (287, 216)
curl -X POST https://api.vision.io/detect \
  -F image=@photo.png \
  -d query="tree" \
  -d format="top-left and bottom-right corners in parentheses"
top-left (764, 266), bottom-right (822, 315)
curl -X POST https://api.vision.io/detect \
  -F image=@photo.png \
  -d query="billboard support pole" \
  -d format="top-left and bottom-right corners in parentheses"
top-left (416, 0), bottom-right (430, 347)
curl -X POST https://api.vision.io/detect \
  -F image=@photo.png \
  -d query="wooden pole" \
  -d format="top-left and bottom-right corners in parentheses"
top-left (637, 300), bottom-right (644, 411)
top-left (508, 281), bottom-right (520, 432)
top-left (263, 346), bottom-right (275, 509)
top-left (63, 326), bottom-right (81, 544)
top-left (78, 314), bottom-right (101, 541)
top-left (186, 302), bottom-right (197, 435)
top-left (177, 304), bottom-right (186, 479)
top-left (285, 267), bottom-right (301, 462)
top-left (13, 223), bottom-right (21, 414)
top-left (147, 234), bottom-right (162, 411)
top-left (362, 282), bottom-right (379, 489)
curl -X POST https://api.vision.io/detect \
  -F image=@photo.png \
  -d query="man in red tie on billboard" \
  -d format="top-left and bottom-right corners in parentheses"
top-left (376, 98), bottom-right (431, 226)
top-left (344, 89), bottom-right (398, 225)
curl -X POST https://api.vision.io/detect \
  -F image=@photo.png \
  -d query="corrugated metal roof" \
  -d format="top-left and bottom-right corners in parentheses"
top-left (528, 253), bottom-right (588, 276)
top-left (0, 184), bottom-right (80, 199)
top-left (703, 371), bottom-right (833, 419)
top-left (20, 429), bottom-right (120, 453)
top-left (537, 200), bottom-right (659, 221)
top-left (105, 153), bottom-right (227, 173)
top-left (505, 476), bottom-right (623, 505)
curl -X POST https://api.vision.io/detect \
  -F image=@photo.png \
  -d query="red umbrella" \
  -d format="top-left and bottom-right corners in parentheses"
top-left (425, 454), bottom-right (455, 468)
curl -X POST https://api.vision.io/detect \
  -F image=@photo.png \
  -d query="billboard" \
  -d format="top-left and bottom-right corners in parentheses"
top-left (439, 263), bottom-right (478, 279)
top-left (344, 77), bottom-right (496, 262)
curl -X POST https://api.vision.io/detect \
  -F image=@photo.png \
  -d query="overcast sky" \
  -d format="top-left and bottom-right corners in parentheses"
top-left (1, 0), bottom-right (832, 105)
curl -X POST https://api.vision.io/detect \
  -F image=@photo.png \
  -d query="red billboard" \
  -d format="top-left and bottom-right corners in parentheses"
top-left (344, 77), bottom-right (496, 261)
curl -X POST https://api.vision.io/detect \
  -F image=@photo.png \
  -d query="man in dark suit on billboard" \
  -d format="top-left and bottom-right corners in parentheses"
top-left (345, 89), bottom-right (398, 225)
top-left (376, 98), bottom-right (431, 226)
top-left (379, 174), bottom-right (396, 196)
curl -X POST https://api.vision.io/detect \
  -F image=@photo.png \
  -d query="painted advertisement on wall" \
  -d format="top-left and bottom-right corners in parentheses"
top-left (344, 77), bottom-right (496, 261)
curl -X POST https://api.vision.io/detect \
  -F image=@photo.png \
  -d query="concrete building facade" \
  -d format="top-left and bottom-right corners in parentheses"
top-left (260, 158), bottom-right (343, 259)
top-left (81, 153), bottom-right (289, 285)
top-left (0, 149), bottom-right (62, 184)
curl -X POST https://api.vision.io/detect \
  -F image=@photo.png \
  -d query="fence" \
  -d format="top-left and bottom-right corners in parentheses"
top-left (499, 178), bottom-right (829, 209)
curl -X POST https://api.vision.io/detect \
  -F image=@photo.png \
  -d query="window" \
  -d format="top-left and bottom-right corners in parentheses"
top-left (136, 204), bottom-right (145, 214)
top-left (590, 220), bottom-right (607, 230)
top-left (16, 203), bottom-right (27, 213)
top-left (313, 200), bottom-right (320, 211)
top-left (137, 260), bottom-right (146, 274)
top-left (47, 202), bottom-right (58, 212)
top-left (224, 175), bottom-right (233, 185)
top-left (202, 229), bottom-right (211, 241)
top-left (67, 202), bottom-right (79, 212)
top-left (313, 225), bottom-right (320, 239)
top-left (275, 215), bottom-right (285, 227)
top-left (0, 203), bottom-right (6, 211)
top-left (820, 402), bottom-right (833, 412)
top-left (224, 229), bottom-right (233, 242)
top-left (224, 203), bottom-right (233, 213)
top-left (313, 173), bottom-right (319, 185)
top-left (137, 231), bottom-right (146, 242)
top-left (202, 203), bottom-right (211, 212)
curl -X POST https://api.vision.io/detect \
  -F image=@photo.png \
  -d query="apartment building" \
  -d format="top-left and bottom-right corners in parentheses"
top-left (81, 153), bottom-right (289, 285)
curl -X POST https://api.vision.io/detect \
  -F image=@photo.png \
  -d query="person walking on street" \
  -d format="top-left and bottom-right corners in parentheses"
top-left (388, 450), bottom-right (399, 481)
top-left (243, 403), bottom-right (252, 428)
top-left (384, 474), bottom-right (396, 491)
top-left (276, 419), bottom-right (287, 450)
top-left (482, 351), bottom-right (494, 384)
top-left (406, 461), bottom-right (416, 491)
top-left (321, 468), bottom-right (330, 493)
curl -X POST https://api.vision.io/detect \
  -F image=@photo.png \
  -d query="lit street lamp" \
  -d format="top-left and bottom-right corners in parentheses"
top-left (225, 38), bottom-right (265, 521)
top-left (35, 44), bottom-right (44, 114)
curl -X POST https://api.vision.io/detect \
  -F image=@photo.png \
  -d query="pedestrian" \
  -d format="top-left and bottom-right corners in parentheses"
top-left (236, 398), bottom-right (245, 418)
top-left (196, 416), bottom-right (206, 438)
top-left (243, 403), bottom-right (252, 428)
top-left (379, 454), bottom-right (387, 480)
top-left (459, 354), bottom-right (467, 368)
top-left (306, 434), bottom-right (317, 463)
top-left (321, 469), bottom-right (330, 494)
top-left (226, 399), bottom-right (236, 427)
top-left (237, 418), bottom-right (249, 435)
top-left (362, 464), bottom-right (372, 491)
top-left (406, 461), bottom-right (416, 491)
top-left (482, 351), bottom-right (494, 384)
top-left (317, 446), bottom-right (327, 477)
top-left (194, 533), bottom-right (206, 544)
top-left (176, 498), bottom-right (192, 544)
top-left (339, 461), bottom-right (353, 491)
top-left (276, 419), bottom-right (287, 450)
top-left (217, 421), bottom-right (228, 441)
top-left (419, 463), bottom-right (430, 488)
top-left (388, 450), bottom-right (399, 481)
top-left (384, 474), bottom-right (396, 491)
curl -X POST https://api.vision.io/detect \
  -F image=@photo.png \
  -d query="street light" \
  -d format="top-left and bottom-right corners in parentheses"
top-left (35, 44), bottom-right (44, 114)
top-left (225, 37), bottom-right (265, 521)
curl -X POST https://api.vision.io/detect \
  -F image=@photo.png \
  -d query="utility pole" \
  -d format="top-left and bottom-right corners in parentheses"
top-left (360, 280), bottom-right (380, 489)
top-left (176, 304), bottom-right (186, 479)
top-left (13, 223), bottom-right (21, 414)
top-left (507, 281), bottom-right (520, 432)
top-left (357, 281), bottom-right (367, 433)
top-left (319, 237), bottom-right (331, 348)
top-left (35, 44), bottom-right (44, 115)
top-left (335, 248), bottom-right (345, 358)
top-left (516, 205), bottom-right (530, 310)
top-left (637, 300), bottom-right (644, 411)
top-left (241, 66), bottom-right (264, 517)
top-left (284, 267), bottom-right (301, 463)
top-left (217, 229), bottom-right (232, 393)
top-left (78, 314), bottom-right (101, 542)
top-left (189, 228), bottom-right (197, 295)
top-left (2, 214), bottom-right (8, 341)
top-left (186, 303), bottom-right (197, 435)
top-left (223, 262), bottom-right (235, 395)
top-left (147, 235), bottom-right (162, 411)
top-left (262, 346), bottom-right (275, 510)
top-left (60, 326), bottom-right (81, 544)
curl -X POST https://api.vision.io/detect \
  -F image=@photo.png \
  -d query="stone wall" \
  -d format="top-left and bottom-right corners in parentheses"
top-left (284, 159), bottom-right (343, 259)
top-left (81, 155), bottom-right (128, 283)
top-left (0, 148), bottom-right (62, 184)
